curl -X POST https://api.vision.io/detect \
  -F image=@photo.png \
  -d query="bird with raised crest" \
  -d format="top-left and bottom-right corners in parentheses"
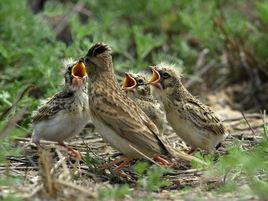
top-left (31, 59), bottom-right (90, 159)
top-left (83, 43), bottom-right (201, 177)
top-left (148, 63), bottom-right (227, 153)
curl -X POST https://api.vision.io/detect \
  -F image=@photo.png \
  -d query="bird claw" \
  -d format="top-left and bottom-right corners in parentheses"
top-left (98, 157), bottom-right (133, 179)
top-left (59, 144), bottom-right (81, 160)
top-left (68, 149), bottom-right (81, 160)
top-left (114, 169), bottom-right (129, 178)
top-left (97, 157), bottom-right (125, 169)
top-left (153, 155), bottom-right (174, 167)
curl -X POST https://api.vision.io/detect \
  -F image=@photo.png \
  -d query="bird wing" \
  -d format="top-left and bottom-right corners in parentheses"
top-left (182, 98), bottom-right (225, 136)
top-left (32, 91), bottom-right (74, 123)
top-left (89, 87), bottom-right (204, 163)
top-left (91, 91), bottom-right (166, 155)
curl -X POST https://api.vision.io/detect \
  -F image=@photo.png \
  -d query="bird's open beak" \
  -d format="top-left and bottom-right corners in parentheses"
top-left (71, 62), bottom-right (87, 90)
top-left (148, 67), bottom-right (163, 90)
top-left (72, 62), bottom-right (87, 78)
top-left (122, 73), bottom-right (137, 90)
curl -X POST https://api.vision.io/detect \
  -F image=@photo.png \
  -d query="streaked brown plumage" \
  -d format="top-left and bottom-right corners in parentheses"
top-left (149, 63), bottom-right (227, 152)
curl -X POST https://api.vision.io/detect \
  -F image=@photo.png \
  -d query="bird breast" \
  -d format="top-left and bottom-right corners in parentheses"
top-left (90, 113), bottom-right (141, 158)
top-left (32, 109), bottom-right (90, 143)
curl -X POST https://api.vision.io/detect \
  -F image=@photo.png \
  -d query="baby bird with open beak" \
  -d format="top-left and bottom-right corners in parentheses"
top-left (122, 72), bottom-right (166, 135)
top-left (31, 60), bottom-right (91, 158)
top-left (148, 63), bottom-right (227, 153)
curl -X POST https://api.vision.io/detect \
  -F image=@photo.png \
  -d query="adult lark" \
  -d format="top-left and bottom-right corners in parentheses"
top-left (122, 72), bottom-right (166, 135)
top-left (149, 63), bottom-right (226, 153)
top-left (31, 60), bottom-right (90, 158)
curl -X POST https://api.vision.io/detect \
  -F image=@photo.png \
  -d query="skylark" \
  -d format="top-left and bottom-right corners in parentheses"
top-left (122, 72), bottom-right (166, 135)
top-left (148, 63), bottom-right (227, 153)
top-left (83, 43), bottom-right (199, 175)
top-left (31, 60), bottom-right (90, 158)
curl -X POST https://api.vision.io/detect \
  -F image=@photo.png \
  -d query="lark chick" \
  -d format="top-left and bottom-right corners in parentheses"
top-left (31, 60), bottom-right (90, 158)
top-left (83, 43), bottom-right (201, 176)
top-left (122, 72), bottom-right (166, 135)
top-left (149, 63), bottom-right (227, 153)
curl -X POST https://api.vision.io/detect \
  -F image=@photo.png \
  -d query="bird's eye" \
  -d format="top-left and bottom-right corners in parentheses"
top-left (162, 72), bottom-right (170, 79)
top-left (137, 79), bottom-right (144, 85)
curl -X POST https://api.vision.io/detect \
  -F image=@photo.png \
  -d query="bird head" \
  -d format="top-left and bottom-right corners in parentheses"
top-left (122, 72), bottom-right (150, 99)
top-left (83, 43), bottom-right (113, 77)
top-left (64, 60), bottom-right (87, 92)
top-left (148, 63), bottom-right (181, 94)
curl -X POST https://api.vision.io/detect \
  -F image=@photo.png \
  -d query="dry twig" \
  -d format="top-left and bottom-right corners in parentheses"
top-left (0, 108), bottom-right (27, 139)
top-left (241, 112), bottom-right (256, 137)
top-left (38, 148), bottom-right (59, 197)
top-left (0, 85), bottom-right (34, 121)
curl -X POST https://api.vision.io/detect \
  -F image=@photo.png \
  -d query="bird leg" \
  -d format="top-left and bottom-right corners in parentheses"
top-left (58, 143), bottom-right (81, 160)
top-left (153, 155), bottom-right (174, 167)
top-left (114, 158), bottom-right (133, 178)
top-left (98, 157), bottom-right (133, 178)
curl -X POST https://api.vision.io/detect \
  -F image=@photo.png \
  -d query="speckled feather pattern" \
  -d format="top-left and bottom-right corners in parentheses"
top-left (32, 91), bottom-right (76, 123)
top-left (151, 65), bottom-right (226, 151)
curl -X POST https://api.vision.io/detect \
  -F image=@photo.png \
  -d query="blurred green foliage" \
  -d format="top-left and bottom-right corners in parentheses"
top-left (205, 135), bottom-right (268, 199)
top-left (98, 162), bottom-right (172, 200)
top-left (134, 162), bottom-right (172, 191)
top-left (98, 184), bottom-right (131, 201)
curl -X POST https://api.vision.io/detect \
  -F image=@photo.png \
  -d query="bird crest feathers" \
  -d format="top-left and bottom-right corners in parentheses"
top-left (62, 58), bottom-right (75, 69)
top-left (156, 62), bottom-right (183, 78)
top-left (87, 42), bottom-right (112, 57)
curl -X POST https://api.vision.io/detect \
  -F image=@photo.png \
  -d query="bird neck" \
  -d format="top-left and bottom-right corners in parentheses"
top-left (63, 85), bottom-right (74, 95)
top-left (89, 69), bottom-right (118, 90)
top-left (171, 80), bottom-right (191, 101)
top-left (138, 94), bottom-right (154, 102)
